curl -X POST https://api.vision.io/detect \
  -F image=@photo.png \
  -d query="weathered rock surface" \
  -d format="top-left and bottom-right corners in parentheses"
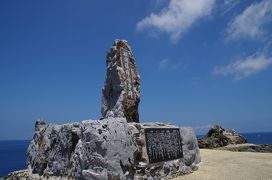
top-left (101, 39), bottom-right (140, 123)
top-left (5, 119), bottom-right (201, 180)
top-left (35, 118), bottom-right (46, 131)
top-left (198, 125), bottom-right (247, 149)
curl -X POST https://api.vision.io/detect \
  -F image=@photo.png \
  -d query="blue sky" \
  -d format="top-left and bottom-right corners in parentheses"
top-left (0, 0), bottom-right (272, 139)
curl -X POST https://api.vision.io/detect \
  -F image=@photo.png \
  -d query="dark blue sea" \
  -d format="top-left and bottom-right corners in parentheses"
top-left (241, 132), bottom-right (272, 145)
top-left (1, 132), bottom-right (272, 177)
top-left (0, 140), bottom-right (30, 178)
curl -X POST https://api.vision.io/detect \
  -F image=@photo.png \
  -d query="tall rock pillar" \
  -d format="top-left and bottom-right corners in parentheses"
top-left (101, 39), bottom-right (140, 122)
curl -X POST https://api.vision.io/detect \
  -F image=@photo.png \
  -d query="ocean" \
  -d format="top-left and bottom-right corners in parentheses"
top-left (0, 140), bottom-right (30, 178)
top-left (0, 132), bottom-right (272, 177)
top-left (241, 132), bottom-right (272, 145)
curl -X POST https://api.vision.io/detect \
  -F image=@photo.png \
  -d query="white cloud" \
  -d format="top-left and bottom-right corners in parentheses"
top-left (213, 53), bottom-right (272, 80)
top-left (219, 0), bottom-right (241, 15)
top-left (224, 0), bottom-right (237, 6)
top-left (136, 0), bottom-right (216, 43)
top-left (158, 58), bottom-right (184, 71)
top-left (158, 58), bottom-right (169, 70)
top-left (227, 0), bottom-right (272, 40)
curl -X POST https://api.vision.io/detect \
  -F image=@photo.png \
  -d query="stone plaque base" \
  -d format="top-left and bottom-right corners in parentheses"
top-left (129, 122), bottom-right (200, 170)
top-left (7, 118), bottom-right (201, 180)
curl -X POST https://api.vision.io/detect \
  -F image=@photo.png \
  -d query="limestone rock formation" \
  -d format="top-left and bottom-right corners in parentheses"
top-left (4, 39), bottom-right (202, 179)
top-left (198, 125), bottom-right (247, 148)
top-left (26, 118), bottom-right (136, 179)
top-left (5, 119), bottom-right (201, 180)
top-left (34, 118), bottom-right (46, 131)
top-left (101, 39), bottom-right (140, 123)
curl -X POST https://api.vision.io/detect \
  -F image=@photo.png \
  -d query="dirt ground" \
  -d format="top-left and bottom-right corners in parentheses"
top-left (176, 149), bottom-right (272, 180)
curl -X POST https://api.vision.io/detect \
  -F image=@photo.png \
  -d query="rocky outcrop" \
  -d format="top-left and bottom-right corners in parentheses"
top-left (5, 119), bottom-right (201, 180)
top-left (26, 118), bottom-right (137, 179)
top-left (35, 118), bottom-right (46, 131)
top-left (101, 39), bottom-right (140, 123)
top-left (197, 125), bottom-right (272, 153)
top-left (198, 125), bottom-right (247, 149)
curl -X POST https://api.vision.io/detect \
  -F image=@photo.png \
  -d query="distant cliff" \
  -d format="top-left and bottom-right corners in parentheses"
top-left (198, 125), bottom-right (247, 149)
top-left (198, 125), bottom-right (272, 153)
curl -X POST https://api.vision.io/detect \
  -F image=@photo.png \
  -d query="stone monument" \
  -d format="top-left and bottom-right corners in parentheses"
top-left (5, 39), bottom-right (201, 180)
top-left (101, 39), bottom-right (140, 123)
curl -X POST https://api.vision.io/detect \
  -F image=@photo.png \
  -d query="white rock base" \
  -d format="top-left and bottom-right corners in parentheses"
top-left (5, 118), bottom-right (200, 180)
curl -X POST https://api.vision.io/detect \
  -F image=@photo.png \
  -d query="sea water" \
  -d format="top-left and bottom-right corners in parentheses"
top-left (1, 132), bottom-right (272, 177)
top-left (0, 140), bottom-right (29, 178)
top-left (241, 132), bottom-right (272, 145)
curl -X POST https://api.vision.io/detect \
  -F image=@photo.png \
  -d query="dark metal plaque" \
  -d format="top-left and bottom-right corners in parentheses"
top-left (145, 128), bottom-right (183, 163)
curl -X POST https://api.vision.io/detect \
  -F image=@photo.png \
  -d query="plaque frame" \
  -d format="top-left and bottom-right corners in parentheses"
top-left (144, 128), bottom-right (183, 163)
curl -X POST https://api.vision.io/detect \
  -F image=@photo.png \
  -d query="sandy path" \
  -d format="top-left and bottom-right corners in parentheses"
top-left (176, 149), bottom-right (272, 180)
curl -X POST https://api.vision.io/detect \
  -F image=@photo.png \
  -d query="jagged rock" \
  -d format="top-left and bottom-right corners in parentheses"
top-left (29, 122), bottom-right (81, 177)
top-left (35, 118), bottom-right (46, 131)
top-left (198, 125), bottom-right (247, 148)
top-left (26, 118), bottom-right (136, 179)
top-left (5, 119), bottom-right (201, 180)
top-left (223, 129), bottom-right (248, 144)
top-left (101, 39), bottom-right (140, 123)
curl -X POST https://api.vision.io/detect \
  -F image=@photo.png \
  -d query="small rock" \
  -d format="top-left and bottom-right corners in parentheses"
top-left (198, 125), bottom-right (248, 148)
top-left (35, 118), bottom-right (46, 131)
